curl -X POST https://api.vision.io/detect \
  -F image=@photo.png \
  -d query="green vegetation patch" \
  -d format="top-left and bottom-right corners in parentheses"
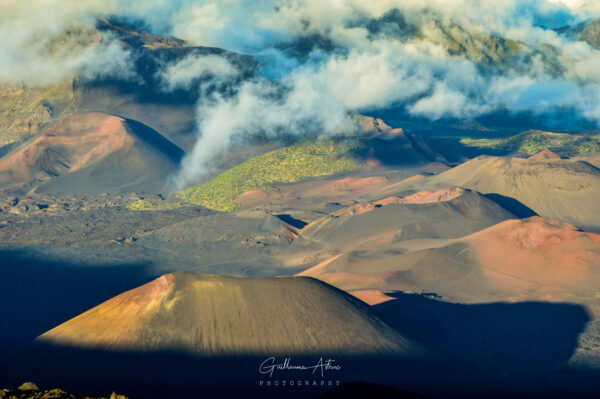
top-left (127, 199), bottom-right (191, 211)
top-left (420, 21), bottom-right (527, 64)
top-left (459, 137), bottom-right (504, 148)
top-left (0, 80), bottom-right (77, 151)
top-left (177, 139), bottom-right (363, 212)
top-left (460, 130), bottom-right (600, 156)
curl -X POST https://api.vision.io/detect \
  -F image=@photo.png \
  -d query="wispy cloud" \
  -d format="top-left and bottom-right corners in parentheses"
top-left (0, 1), bottom-right (136, 85)
top-left (3, 1), bottom-right (600, 187)
top-left (157, 54), bottom-right (240, 92)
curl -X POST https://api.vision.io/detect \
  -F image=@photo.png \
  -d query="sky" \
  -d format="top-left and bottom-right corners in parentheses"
top-left (2, 0), bottom-right (600, 186)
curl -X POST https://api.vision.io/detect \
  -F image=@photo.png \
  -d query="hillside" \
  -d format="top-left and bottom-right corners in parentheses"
top-left (39, 272), bottom-right (419, 355)
top-left (3, 7), bottom-right (600, 399)
top-left (459, 130), bottom-right (600, 157)
top-left (0, 80), bottom-right (79, 154)
top-left (177, 140), bottom-right (363, 211)
top-left (426, 155), bottom-right (600, 231)
top-left (0, 18), bottom-right (256, 157)
top-left (556, 18), bottom-right (600, 49)
top-left (420, 20), bottom-right (527, 64)
top-left (300, 188), bottom-right (516, 248)
top-left (366, 11), bottom-right (563, 74)
top-left (302, 216), bottom-right (600, 302)
top-left (0, 113), bottom-right (184, 194)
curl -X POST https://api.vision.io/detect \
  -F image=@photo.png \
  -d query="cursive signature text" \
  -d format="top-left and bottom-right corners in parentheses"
top-left (259, 357), bottom-right (342, 378)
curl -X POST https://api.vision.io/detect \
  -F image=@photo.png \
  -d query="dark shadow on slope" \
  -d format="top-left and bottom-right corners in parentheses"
top-left (405, 127), bottom-right (517, 163)
top-left (275, 214), bottom-right (308, 229)
top-left (483, 193), bottom-right (538, 218)
top-left (0, 250), bottom-right (596, 398)
top-left (356, 136), bottom-right (431, 167)
top-left (1, 288), bottom-right (597, 398)
top-left (0, 249), bottom-right (155, 356)
top-left (419, 135), bottom-right (511, 162)
top-left (124, 118), bottom-right (185, 162)
top-left (372, 292), bottom-right (597, 395)
top-left (0, 344), bottom-right (498, 399)
top-left (317, 381), bottom-right (429, 399)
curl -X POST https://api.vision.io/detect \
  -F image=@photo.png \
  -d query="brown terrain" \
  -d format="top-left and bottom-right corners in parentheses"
top-left (421, 154), bottom-right (600, 232)
top-left (2, 135), bottom-right (600, 397)
top-left (1, 17), bottom-right (600, 399)
top-left (529, 148), bottom-right (562, 160)
top-left (299, 187), bottom-right (516, 249)
top-left (39, 272), bottom-right (421, 356)
top-left (0, 113), bottom-right (184, 194)
top-left (300, 216), bottom-right (600, 303)
top-left (571, 153), bottom-right (600, 168)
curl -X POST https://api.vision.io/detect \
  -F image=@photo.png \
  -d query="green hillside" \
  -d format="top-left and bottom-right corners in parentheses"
top-left (460, 130), bottom-right (600, 156)
top-left (556, 18), bottom-right (600, 49)
top-left (421, 20), bottom-right (526, 64)
top-left (177, 140), bottom-right (362, 211)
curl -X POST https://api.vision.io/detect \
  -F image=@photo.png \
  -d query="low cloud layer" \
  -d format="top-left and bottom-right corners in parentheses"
top-left (158, 54), bottom-right (240, 92)
top-left (3, 1), bottom-right (600, 187)
top-left (0, 1), bottom-right (136, 85)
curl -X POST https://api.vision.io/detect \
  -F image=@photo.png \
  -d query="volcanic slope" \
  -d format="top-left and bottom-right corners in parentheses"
top-left (424, 155), bottom-right (600, 231)
top-left (299, 215), bottom-right (600, 385)
top-left (300, 187), bottom-right (516, 249)
top-left (13, 272), bottom-right (516, 399)
top-left (177, 121), bottom-right (444, 213)
top-left (301, 216), bottom-right (600, 304)
top-left (38, 272), bottom-right (419, 356)
top-left (0, 112), bottom-right (184, 194)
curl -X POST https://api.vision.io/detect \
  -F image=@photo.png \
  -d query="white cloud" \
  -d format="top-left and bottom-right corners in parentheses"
top-left (0, 0), bottom-right (135, 85)
top-left (5, 0), bottom-right (600, 187)
top-left (409, 82), bottom-right (490, 119)
top-left (158, 54), bottom-right (240, 91)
